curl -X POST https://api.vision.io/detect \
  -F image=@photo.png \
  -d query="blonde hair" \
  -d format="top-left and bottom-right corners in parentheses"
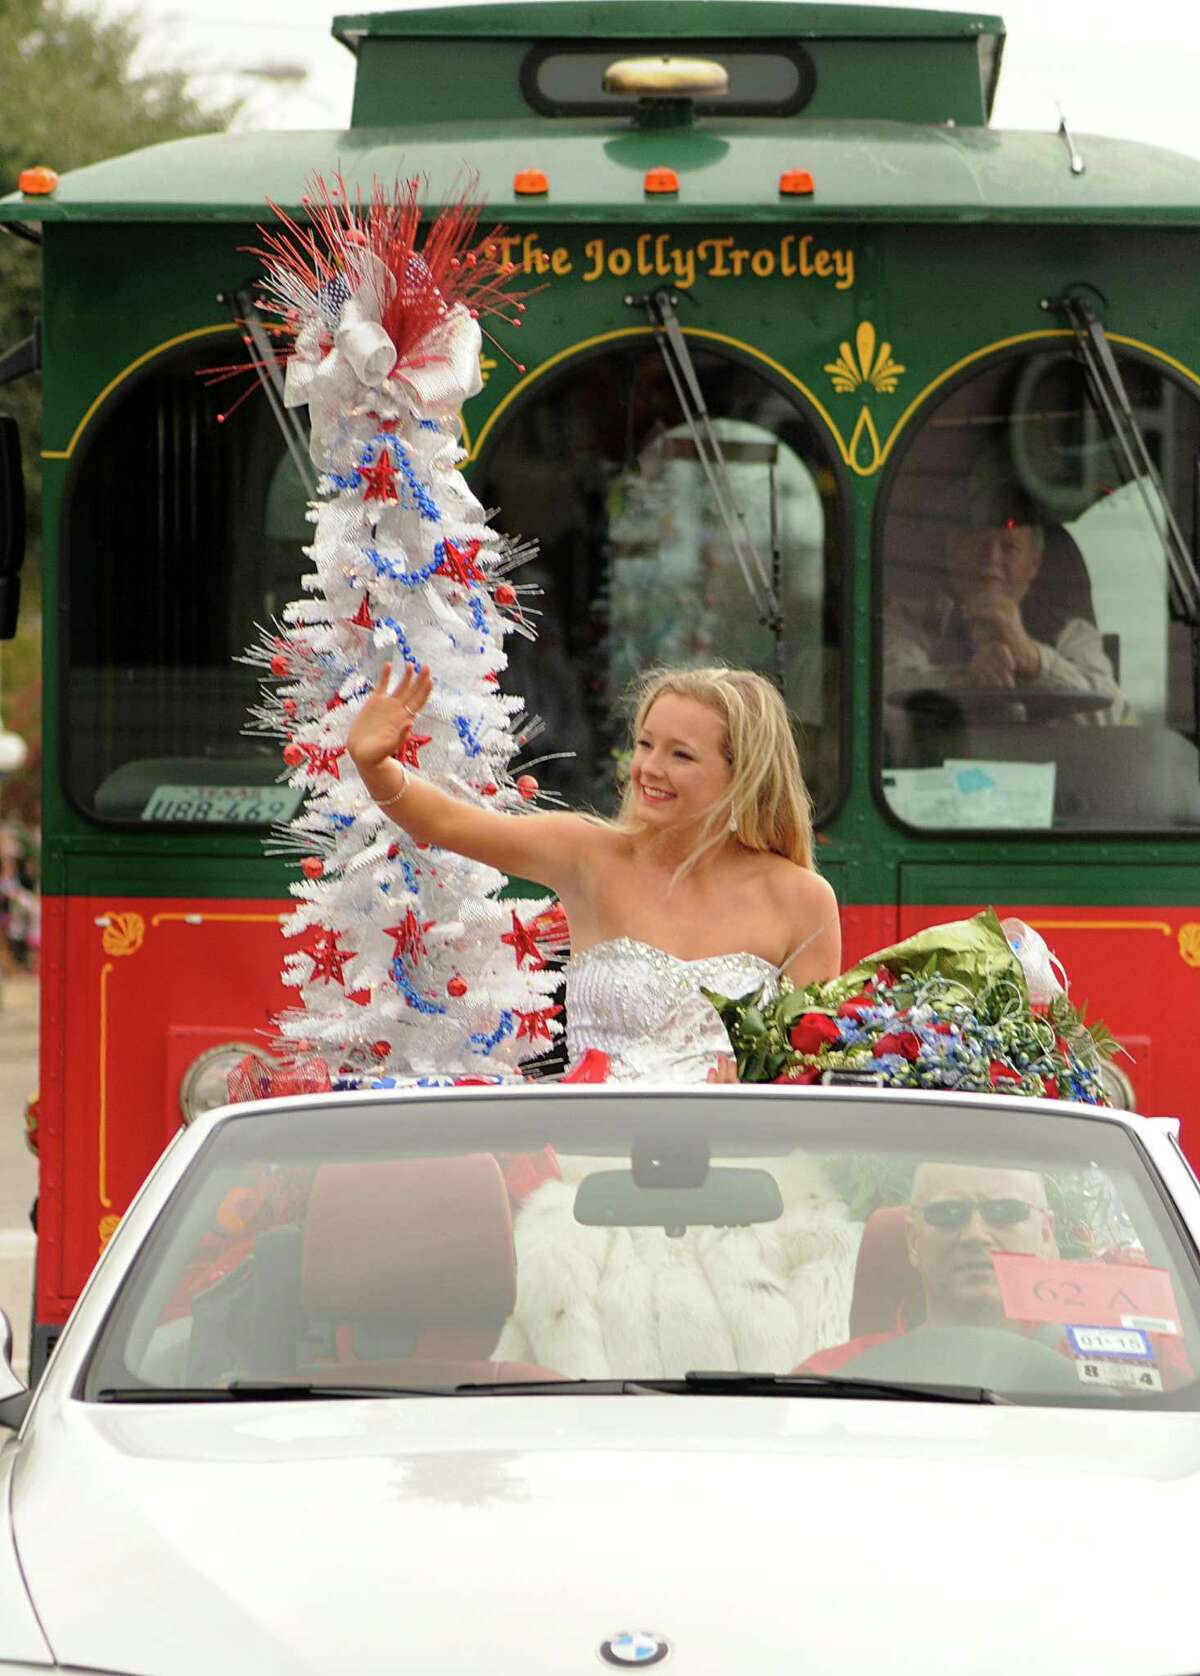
top-left (613, 666), bottom-right (815, 879)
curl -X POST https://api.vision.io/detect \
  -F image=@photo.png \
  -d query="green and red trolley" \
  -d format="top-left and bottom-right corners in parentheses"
top-left (4, 1), bottom-right (1200, 1372)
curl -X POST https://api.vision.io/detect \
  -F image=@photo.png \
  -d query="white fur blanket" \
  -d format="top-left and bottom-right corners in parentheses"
top-left (496, 1153), bottom-right (861, 1379)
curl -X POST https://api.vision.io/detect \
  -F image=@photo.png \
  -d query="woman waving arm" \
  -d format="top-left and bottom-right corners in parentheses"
top-left (347, 662), bottom-right (593, 897)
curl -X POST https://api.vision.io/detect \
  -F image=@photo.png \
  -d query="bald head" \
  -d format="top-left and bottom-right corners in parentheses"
top-left (911, 1162), bottom-right (1049, 1211)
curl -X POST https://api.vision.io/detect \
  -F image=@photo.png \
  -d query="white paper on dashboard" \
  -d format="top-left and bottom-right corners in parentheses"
top-left (884, 761), bottom-right (1055, 829)
top-left (942, 759), bottom-right (1056, 828)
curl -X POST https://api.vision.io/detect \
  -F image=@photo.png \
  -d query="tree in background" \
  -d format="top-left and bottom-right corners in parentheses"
top-left (0, 0), bottom-right (237, 825)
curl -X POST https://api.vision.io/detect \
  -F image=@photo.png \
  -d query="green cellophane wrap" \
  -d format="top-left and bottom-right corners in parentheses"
top-left (825, 908), bottom-right (1027, 1007)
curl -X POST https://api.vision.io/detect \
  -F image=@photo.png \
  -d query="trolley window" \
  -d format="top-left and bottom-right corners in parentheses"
top-left (62, 341), bottom-right (310, 825)
top-left (877, 347), bottom-right (1200, 834)
top-left (474, 339), bottom-right (846, 817)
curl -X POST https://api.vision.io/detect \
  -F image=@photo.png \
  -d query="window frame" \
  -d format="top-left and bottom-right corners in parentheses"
top-left (870, 336), bottom-right (1200, 843)
top-left (469, 328), bottom-right (855, 829)
top-left (519, 38), bottom-right (817, 120)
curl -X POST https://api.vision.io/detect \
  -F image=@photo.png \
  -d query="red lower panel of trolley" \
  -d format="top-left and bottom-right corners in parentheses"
top-left (30, 893), bottom-right (1197, 1328)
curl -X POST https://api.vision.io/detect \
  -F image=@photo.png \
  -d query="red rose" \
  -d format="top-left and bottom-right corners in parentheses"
top-left (989, 1060), bottom-right (1021, 1087)
top-left (932, 1021), bottom-right (954, 1035)
top-left (875, 1030), bottom-right (921, 1061)
top-left (873, 966), bottom-right (894, 989)
top-left (788, 1013), bottom-right (841, 1054)
top-left (775, 1065), bottom-right (822, 1085)
top-left (837, 993), bottom-right (873, 1019)
top-left (1055, 1036), bottom-right (1071, 1058)
top-left (1043, 1076), bottom-right (1059, 1099)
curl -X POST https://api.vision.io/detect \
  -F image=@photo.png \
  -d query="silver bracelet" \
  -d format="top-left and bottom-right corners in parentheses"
top-left (374, 767), bottom-right (409, 809)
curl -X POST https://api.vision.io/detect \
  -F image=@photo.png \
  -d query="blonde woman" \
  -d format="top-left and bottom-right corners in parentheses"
top-left (347, 662), bottom-right (840, 1082)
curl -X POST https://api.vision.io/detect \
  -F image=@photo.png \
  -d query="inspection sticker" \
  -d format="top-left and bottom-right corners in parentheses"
top-left (1077, 1359), bottom-right (1162, 1392)
top-left (1065, 1326), bottom-right (1152, 1361)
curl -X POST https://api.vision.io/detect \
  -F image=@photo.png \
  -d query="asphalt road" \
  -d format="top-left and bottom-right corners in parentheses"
top-left (0, 972), bottom-right (38, 1382)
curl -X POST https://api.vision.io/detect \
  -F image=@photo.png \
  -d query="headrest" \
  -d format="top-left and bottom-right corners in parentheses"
top-left (848, 1205), bottom-right (925, 1339)
top-left (301, 1155), bottom-right (516, 1334)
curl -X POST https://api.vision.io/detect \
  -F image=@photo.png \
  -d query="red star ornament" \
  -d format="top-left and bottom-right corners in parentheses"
top-left (359, 449), bottom-right (399, 504)
top-left (347, 595), bottom-right (374, 630)
top-left (514, 1004), bottom-right (563, 1042)
top-left (397, 733), bottom-right (432, 769)
top-left (384, 909), bottom-right (434, 964)
top-left (307, 931), bottom-right (355, 987)
top-left (436, 538), bottom-right (484, 587)
top-left (301, 744), bottom-right (345, 779)
top-left (501, 909), bottom-right (546, 971)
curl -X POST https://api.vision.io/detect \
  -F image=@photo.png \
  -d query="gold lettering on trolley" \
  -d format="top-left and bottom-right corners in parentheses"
top-left (561, 232), bottom-right (856, 289)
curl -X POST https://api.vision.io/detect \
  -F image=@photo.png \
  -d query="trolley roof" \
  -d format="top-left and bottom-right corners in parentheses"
top-left (3, 1), bottom-right (1200, 226)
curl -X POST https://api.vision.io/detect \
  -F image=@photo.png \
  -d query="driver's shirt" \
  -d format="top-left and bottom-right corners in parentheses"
top-left (884, 603), bottom-right (1132, 726)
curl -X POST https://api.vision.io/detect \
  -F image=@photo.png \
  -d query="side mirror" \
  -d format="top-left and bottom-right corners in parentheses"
top-left (0, 415), bottom-right (26, 639)
top-left (0, 1307), bottom-right (30, 1430)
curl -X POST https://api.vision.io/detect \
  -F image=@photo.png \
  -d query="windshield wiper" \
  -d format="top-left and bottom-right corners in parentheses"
top-left (453, 1372), bottom-right (1011, 1404)
top-left (95, 1382), bottom-right (435, 1402)
top-left (680, 1370), bottom-right (1012, 1404)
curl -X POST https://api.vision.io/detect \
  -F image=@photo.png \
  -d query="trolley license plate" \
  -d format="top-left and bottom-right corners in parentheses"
top-left (141, 785), bottom-right (305, 824)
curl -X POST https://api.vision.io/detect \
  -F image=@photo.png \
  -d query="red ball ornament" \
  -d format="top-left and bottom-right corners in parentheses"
top-left (495, 582), bottom-right (517, 607)
top-left (517, 774), bottom-right (539, 800)
top-left (483, 783), bottom-right (498, 796)
top-left (372, 1040), bottom-right (390, 1059)
top-left (447, 975), bottom-right (468, 998)
top-left (386, 842), bottom-right (400, 860)
top-left (301, 857), bottom-right (324, 879)
top-left (282, 699), bottom-right (297, 717)
top-left (282, 742), bottom-right (305, 767)
top-left (270, 654), bottom-right (290, 677)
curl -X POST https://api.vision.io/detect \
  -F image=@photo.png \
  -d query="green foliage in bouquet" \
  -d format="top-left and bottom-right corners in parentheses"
top-left (704, 909), bottom-right (1117, 1104)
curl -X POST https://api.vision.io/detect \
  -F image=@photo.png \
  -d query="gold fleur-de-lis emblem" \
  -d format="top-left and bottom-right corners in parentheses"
top-left (1178, 923), bottom-right (1200, 967)
top-left (98, 1213), bottom-right (121, 1251)
top-left (101, 911), bottom-right (145, 958)
top-left (824, 321), bottom-right (906, 395)
top-left (479, 354), bottom-right (498, 386)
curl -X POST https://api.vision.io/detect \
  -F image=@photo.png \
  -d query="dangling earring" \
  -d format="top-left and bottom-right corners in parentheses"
top-left (728, 810), bottom-right (738, 835)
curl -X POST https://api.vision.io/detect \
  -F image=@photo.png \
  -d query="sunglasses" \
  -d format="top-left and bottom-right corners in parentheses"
top-left (919, 1197), bottom-right (1036, 1231)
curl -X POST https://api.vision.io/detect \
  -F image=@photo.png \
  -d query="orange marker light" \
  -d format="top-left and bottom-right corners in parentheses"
top-left (18, 165), bottom-right (58, 196)
top-left (779, 168), bottom-right (814, 197)
top-left (644, 167), bottom-right (679, 195)
top-left (514, 169), bottom-right (548, 196)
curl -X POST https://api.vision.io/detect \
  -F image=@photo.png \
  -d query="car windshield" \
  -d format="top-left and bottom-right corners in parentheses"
top-left (84, 1092), bottom-right (1200, 1408)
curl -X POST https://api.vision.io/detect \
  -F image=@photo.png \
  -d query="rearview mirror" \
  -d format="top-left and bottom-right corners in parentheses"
top-left (0, 415), bottom-right (26, 639)
top-left (574, 1166), bottom-right (783, 1233)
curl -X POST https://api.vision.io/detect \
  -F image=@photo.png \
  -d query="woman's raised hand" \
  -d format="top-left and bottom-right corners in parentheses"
top-left (347, 662), bottom-right (433, 770)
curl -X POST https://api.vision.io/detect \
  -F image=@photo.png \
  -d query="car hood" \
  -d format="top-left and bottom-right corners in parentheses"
top-left (13, 1396), bottom-right (1200, 1676)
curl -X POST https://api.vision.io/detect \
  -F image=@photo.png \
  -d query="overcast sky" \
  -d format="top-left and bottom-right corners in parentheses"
top-left (102, 0), bottom-right (1200, 158)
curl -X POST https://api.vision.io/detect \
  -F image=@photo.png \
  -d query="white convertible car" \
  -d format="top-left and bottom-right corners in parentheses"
top-left (2, 1084), bottom-right (1199, 1675)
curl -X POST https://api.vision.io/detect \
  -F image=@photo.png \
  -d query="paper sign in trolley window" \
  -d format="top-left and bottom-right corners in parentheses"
top-left (141, 786), bottom-right (305, 824)
top-left (882, 761), bottom-right (1056, 830)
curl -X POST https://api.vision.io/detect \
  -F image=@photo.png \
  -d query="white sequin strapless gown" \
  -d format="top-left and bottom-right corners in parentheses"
top-left (564, 937), bottom-right (779, 1083)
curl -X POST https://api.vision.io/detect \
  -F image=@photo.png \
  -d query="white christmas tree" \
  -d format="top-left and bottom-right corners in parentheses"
top-left (240, 178), bottom-right (566, 1086)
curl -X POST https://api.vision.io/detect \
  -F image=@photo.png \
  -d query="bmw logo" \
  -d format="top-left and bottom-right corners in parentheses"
top-left (599, 1631), bottom-right (671, 1667)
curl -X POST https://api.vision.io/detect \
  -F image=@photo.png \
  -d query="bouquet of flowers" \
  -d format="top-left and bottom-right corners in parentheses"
top-left (705, 909), bottom-right (1118, 1104)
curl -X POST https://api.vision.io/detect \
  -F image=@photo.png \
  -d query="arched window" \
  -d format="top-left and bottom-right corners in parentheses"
top-left (62, 340), bottom-right (309, 823)
top-left (878, 345), bottom-right (1200, 833)
top-left (474, 337), bottom-right (847, 814)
